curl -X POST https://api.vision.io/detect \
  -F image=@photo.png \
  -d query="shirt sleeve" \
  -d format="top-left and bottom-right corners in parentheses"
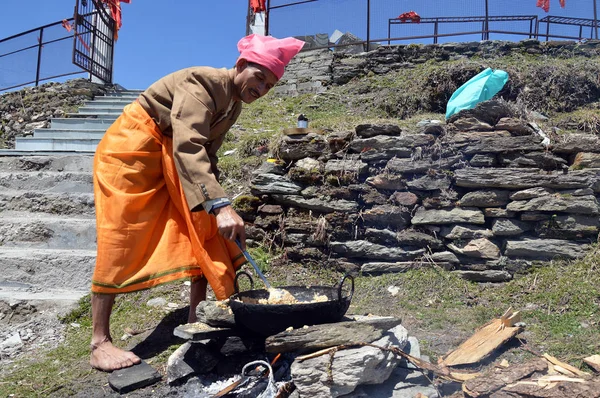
top-left (171, 80), bottom-right (228, 212)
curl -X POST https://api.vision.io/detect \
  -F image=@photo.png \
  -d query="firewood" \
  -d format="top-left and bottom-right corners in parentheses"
top-left (584, 355), bottom-right (600, 373)
top-left (439, 308), bottom-right (524, 367)
top-left (543, 353), bottom-right (591, 378)
top-left (462, 358), bottom-right (548, 397)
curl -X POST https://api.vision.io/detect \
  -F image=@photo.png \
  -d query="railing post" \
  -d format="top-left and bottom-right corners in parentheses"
top-left (594, 0), bottom-right (599, 39)
top-left (366, 0), bottom-right (371, 51)
top-left (484, 0), bottom-right (490, 40)
top-left (35, 27), bottom-right (44, 87)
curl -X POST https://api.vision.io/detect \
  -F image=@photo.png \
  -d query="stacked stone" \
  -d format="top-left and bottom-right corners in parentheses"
top-left (0, 79), bottom-right (108, 148)
top-left (243, 100), bottom-right (600, 281)
top-left (274, 49), bottom-right (333, 96)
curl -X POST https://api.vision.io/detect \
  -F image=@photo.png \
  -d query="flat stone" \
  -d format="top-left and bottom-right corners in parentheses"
top-left (572, 152), bottom-right (600, 168)
top-left (440, 224), bottom-right (494, 239)
top-left (250, 173), bottom-right (302, 195)
top-left (386, 155), bottom-right (463, 174)
top-left (108, 361), bottom-right (162, 394)
top-left (470, 153), bottom-right (497, 167)
top-left (411, 207), bottom-right (485, 225)
top-left (173, 322), bottom-right (238, 341)
top-left (484, 208), bottom-right (516, 218)
top-left (166, 342), bottom-right (219, 384)
top-left (509, 187), bottom-right (554, 200)
top-left (455, 168), bottom-right (595, 190)
top-left (330, 240), bottom-right (424, 261)
top-left (361, 261), bottom-right (419, 274)
top-left (507, 195), bottom-right (599, 215)
top-left (355, 123), bottom-right (401, 138)
top-left (365, 174), bottom-right (406, 190)
top-left (492, 218), bottom-right (533, 236)
top-left (459, 189), bottom-right (510, 207)
top-left (390, 191), bottom-right (418, 206)
top-left (505, 239), bottom-right (590, 260)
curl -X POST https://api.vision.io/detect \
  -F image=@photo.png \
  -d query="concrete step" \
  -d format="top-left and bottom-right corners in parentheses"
top-left (65, 112), bottom-right (121, 118)
top-left (84, 98), bottom-right (134, 106)
top-left (15, 137), bottom-right (99, 152)
top-left (0, 247), bottom-right (95, 291)
top-left (0, 283), bottom-right (88, 307)
top-left (0, 154), bottom-right (93, 173)
top-left (51, 117), bottom-right (116, 129)
top-left (0, 171), bottom-right (93, 192)
top-left (33, 129), bottom-right (106, 139)
top-left (0, 189), bottom-right (95, 215)
top-left (104, 90), bottom-right (143, 97)
top-left (76, 107), bottom-right (124, 114)
top-left (0, 213), bottom-right (96, 249)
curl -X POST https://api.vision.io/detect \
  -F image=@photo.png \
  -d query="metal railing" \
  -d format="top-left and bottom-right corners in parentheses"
top-left (0, 18), bottom-right (87, 92)
top-left (265, 0), bottom-right (600, 51)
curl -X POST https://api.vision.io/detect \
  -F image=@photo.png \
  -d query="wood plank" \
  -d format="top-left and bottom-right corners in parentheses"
top-left (440, 308), bottom-right (524, 367)
top-left (543, 353), bottom-right (591, 378)
top-left (584, 355), bottom-right (600, 373)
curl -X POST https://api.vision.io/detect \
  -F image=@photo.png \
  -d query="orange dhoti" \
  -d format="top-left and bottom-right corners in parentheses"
top-left (91, 101), bottom-right (245, 299)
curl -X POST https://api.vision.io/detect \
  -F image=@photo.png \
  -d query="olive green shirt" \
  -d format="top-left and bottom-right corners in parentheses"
top-left (138, 67), bottom-right (242, 212)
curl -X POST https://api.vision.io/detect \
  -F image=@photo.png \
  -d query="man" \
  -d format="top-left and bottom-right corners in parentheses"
top-left (89, 34), bottom-right (304, 372)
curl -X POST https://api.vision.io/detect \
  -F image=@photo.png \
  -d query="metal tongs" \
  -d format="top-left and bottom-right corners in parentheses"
top-left (235, 239), bottom-right (287, 300)
top-left (235, 238), bottom-right (272, 289)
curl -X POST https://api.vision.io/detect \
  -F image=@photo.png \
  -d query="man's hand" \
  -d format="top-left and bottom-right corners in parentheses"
top-left (213, 205), bottom-right (246, 249)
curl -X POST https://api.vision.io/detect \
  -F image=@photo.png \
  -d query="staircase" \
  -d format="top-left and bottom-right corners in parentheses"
top-left (14, 90), bottom-right (142, 152)
top-left (0, 89), bottom-right (141, 307)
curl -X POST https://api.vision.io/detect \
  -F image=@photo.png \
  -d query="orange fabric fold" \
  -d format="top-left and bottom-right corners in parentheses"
top-left (91, 101), bottom-right (245, 298)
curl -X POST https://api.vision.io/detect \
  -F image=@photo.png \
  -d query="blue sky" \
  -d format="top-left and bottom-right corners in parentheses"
top-left (0, 0), bottom-right (248, 89)
top-left (1, 0), bottom-right (597, 90)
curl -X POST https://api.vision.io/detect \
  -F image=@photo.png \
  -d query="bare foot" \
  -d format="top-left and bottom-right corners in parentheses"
top-left (90, 339), bottom-right (141, 372)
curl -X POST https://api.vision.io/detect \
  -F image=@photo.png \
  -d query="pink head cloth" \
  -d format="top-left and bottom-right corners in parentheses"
top-left (237, 34), bottom-right (305, 80)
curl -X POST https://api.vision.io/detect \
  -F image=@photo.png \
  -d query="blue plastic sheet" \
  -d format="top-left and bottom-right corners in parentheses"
top-left (445, 67), bottom-right (509, 119)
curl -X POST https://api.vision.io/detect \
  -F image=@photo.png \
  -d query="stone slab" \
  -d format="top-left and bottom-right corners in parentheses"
top-left (173, 322), bottom-right (239, 341)
top-left (108, 361), bottom-right (162, 394)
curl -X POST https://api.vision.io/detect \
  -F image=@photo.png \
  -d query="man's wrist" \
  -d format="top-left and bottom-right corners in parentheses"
top-left (202, 198), bottom-right (232, 214)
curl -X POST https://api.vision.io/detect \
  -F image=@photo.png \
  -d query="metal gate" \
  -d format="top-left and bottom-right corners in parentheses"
top-left (72, 0), bottom-right (115, 83)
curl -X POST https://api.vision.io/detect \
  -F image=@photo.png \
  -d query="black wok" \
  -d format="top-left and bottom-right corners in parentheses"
top-left (229, 272), bottom-right (354, 337)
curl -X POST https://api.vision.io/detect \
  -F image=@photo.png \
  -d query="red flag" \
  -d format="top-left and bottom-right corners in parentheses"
top-left (536, 0), bottom-right (566, 12)
top-left (62, 19), bottom-right (73, 32)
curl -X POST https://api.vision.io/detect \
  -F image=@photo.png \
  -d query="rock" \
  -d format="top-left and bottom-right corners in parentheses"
top-left (362, 205), bottom-right (410, 228)
top-left (430, 251), bottom-right (460, 264)
top-left (506, 195), bottom-right (599, 215)
top-left (325, 159), bottom-right (369, 176)
top-left (454, 168), bottom-right (595, 190)
top-left (447, 238), bottom-right (501, 259)
top-left (572, 152), bottom-right (600, 168)
top-left (406, 175), bottom-right (452, 191)
top-left (492, 218), bottom-right (533, 236)
top-left (166, 342), bottom-right (219, 385)
top-left (459, 190), bottom-right (510, 207)
top-left (252, 161), bottom-right (286, 175)
top-left (505, 239), bottom-right (590, 260)
top-left (278, 134), bottom-right (329, 161)
top-left (355, 124), bottom-right (401, 138)
top-left (330, 240), bottom-right (424, 261)
top-left (483, 208), bottom-right (515, 218)
top-left (451, 118), bottom-right (494, 131)
top-left (364, 228), bottom-right (397, 245)
top-left (271, 194), bottom-right (359, 213)
top-left (146, 297), bottom-right (167, 307)
top-left (447, 100), bottom-right (515, 126)
top-left (552, 133), bottom-right (600, 154)
top-left (295, 157), bottom-right (322, 171)
top-left (536, 214), bottom-right (600, 239)
top-left (499, 152), bottom-right (567, 170)
top-left (396, 229), bottom-right (444, 250)
top-left (109, 361), bottom-right (162, 393)
top-left (350, 135), bottom-right (435, 160)
top-left (509, 187), bottom-right (554, 200)
top-left (390, 191), bottom-right (419, 206)
top-left (449, 134), bottom-right (544, 155)
top-left (250, 173), bottom-right (303, 195)
top-left (495, 117), bottom-right (535, 135)
top-left (470, 153), bottom-right (497, 167)
top-left (386, 155), bottom-right (463, 174)
top-left (411, 207), bottom-right (485, 225)
top-left (290, 325), bottom-right (409, 397)
top-left (195, 300), bottom-right (236, 328)
top-left (365, 174), bottom-right (406, 190)
top-left (265, 319), bottom-right (401, 354)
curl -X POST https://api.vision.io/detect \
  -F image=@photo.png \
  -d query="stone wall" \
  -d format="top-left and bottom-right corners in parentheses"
top-left (276, 39), bottom-right (600, 95)
top-left (238, 100), bottom-right (600, 281)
